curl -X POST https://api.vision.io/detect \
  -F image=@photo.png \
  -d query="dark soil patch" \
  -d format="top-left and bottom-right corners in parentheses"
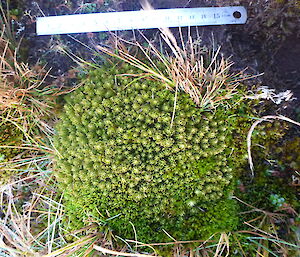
top-left (267, 37), bottom-right (300, 97)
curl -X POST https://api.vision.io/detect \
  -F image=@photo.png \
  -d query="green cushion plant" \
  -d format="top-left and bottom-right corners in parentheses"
top-left (54, 64), bottom-right (250, 242)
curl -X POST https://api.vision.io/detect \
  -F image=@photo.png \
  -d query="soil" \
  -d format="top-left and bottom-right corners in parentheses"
top-left (7, 0), bottom-right (300, 111)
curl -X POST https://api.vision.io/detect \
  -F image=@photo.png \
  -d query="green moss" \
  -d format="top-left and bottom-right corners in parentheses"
top-left (55, 63), bottom-right (296, 245)
top-left (277, 137), bottom-right (300, 171)
top-left (53, 64), bottom-right (250, 242)
top-left (234, 118), bottom-right (299, 256)
top-left (235, 118), bottom-right (299, 211)
top-left (0, 122), bottom-right (23, 184)
top-left (54, 65), bottom-right (299, 248)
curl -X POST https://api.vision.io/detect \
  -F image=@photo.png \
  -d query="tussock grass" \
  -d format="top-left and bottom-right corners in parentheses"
top-left (94, 1), bottom-right (256, 115)
top-left (0, 30), bottom-right (55, 120)
top-left (0, 6), bottom-right (98, 256)
top-left (0, 164), bottom-right (100, 257)
top-left (95, 32), bottom-right (247, 111)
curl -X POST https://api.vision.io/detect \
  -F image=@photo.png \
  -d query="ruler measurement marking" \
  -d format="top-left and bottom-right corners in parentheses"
top-left (36, 6), bottom-right (247, 36)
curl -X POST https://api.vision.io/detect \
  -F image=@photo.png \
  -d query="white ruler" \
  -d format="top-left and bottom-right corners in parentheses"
top-left (36, 6), bottom-right (247, 36)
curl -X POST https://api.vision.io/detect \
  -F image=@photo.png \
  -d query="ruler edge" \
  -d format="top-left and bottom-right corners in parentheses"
top-left (36, 6), bottom-right (247, 36)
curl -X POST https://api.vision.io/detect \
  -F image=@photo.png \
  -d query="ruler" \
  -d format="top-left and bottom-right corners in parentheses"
top-left (36, 6), bottom-right (247, 36)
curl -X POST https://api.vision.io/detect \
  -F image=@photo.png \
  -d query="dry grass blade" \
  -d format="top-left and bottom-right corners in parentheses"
top-left (0, 3), bottom-right (16, 49)
top-left (95, 27), bottom-right (250, 112)
top-left (213, 233), bottom-right (230, 257)
top-left (247, 115), bottom-right (300, 176)
top-left (93, 245), bottom-right (157, 257)
top-left (0, 4), bottom-right (103, 257)
top-left (0, 162), bottom-right (96, 257)
top-left (0, 36), bottom-right (53, 117)
top-left (0, 150), bottom-right (109, 257)
top-left (42, 235), bottom-right (98, 257)
top-left (0, 185), bottom-right (40, 257)
top-left (95, 0), bottom-right (253, 113)
top-left (233, 196), bottom-right (299, 255)
top-left (0, 10), bottom-right (70, 129)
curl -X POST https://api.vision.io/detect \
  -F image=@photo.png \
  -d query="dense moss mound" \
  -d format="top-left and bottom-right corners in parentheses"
top-left (54, 65), bottom-right (245, 242)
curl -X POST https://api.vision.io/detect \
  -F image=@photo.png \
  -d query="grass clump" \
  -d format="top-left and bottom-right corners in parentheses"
top-left (53, 63), bottom-right (252, 243)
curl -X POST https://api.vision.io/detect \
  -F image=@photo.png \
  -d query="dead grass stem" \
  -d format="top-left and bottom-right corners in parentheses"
top-left (247, 115), bottom-right (300, 176)
top-left (96, 31), bottom-right (249, 112)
